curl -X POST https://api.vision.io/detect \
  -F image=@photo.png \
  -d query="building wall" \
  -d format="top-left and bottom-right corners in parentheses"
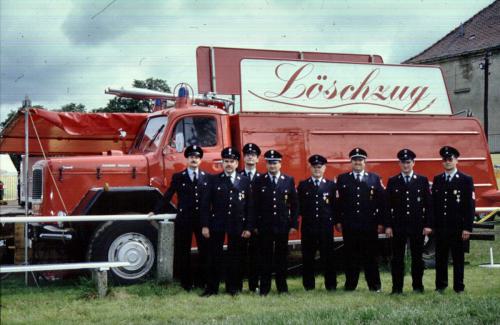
top-left (432, 51), bottom-right (500, 152)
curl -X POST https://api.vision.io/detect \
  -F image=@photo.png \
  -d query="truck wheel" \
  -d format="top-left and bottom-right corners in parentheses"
top-left (422, 235), bottom-right (436, 269)
top-left (87, 221), bottom-right (157, 284)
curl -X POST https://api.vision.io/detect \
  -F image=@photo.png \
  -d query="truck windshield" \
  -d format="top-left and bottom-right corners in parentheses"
top-left (134, 116), bottom-right (168, 152)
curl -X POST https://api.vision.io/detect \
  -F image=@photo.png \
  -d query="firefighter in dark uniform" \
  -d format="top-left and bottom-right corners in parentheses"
top-left (151, 145), bottom-right (209, 291)
top-left (201, 147), bottom-right (254, 296)
top-left (239, 143), bottom-right (262, 292)
top-left (433, 146), bottom-right (475, 293)
top-left (298, 154), bottom-right (338, 291)
top-left (336, 147), bottom-right (385, 292)
top-left (254, 149), bottom-right (299, 295)
top-left (385, 149), bottom-right (433, 294)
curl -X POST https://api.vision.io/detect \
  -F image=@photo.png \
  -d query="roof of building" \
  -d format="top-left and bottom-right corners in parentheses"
top-left (405, 0), bottom-right (500, 63)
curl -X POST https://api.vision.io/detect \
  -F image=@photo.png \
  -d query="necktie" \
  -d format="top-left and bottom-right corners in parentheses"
top-left (193, 171), bottom-right (198, 184)
top-left (446, 174), bottom-right (451, 183)
top-left (248, 171), bottom-right (253, 180)
top-left (314, 179), bottom-right (320, 187)
top-left (405, 175), bottom-right (410, 184)
top-left (356, 174), bottom-right (361, 182)
top-left (272, 176), bottom-right (277, 186)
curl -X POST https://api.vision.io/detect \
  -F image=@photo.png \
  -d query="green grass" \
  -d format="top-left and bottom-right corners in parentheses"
top-left (2, 228), bottom-right (500, 325)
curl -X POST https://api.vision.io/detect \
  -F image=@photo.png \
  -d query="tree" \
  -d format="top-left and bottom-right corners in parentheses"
top-left (133, 78), bottom-right (170, 93)
top-left (1, 110), bottom-right (17, 129)
top-left (0, 105), bottom-right (45, 129)
top-left (59, 103), bottom-right (86, 112)
top-left (93, 78), bottom-right (171, 113)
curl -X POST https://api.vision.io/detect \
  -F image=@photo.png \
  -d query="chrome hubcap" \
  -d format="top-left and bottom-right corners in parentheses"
top-left (108, 233), bottom-right (155, 280)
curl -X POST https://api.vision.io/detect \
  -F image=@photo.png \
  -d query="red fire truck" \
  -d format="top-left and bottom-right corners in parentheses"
top-left (1, 47), bottom-right (498, 283)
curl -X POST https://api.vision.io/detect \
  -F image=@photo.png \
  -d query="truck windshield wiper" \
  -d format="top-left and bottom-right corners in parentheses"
top-left (147, 124), bottom-right (165, 149)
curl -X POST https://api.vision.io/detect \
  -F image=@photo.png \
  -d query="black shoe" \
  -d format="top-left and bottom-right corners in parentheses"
top-left (413, 287), bottom-right (424, 293)
top-left (278, 290), bottom-right (289, 295)
top-left (304, 286), bottom-right (315, 291)
top-left (226, 290), bottom-right (239, 296)
top-left (369, 287), bottom-right (382, 293)
top-left (435, 288), bottom-right (446, 294)
top-left (391, 289), bottom-right (403, 295)
top-left (181, 285), bottom-right (193, 292)
top-left (454, 289), bottom-right (464, 294)
top-left (326, 287), bottom-right (337, 292)
top-left (200, 290), bottom-right (215, 297)
top-left (344, 286), bottom-right (356, 292)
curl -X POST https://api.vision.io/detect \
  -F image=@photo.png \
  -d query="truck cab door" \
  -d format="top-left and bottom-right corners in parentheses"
top-left (162, 114), bottom-right (224, 184)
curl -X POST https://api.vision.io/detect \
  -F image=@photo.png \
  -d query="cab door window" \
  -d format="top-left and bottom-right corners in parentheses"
top-left (171, 116), bottom-right (217, 148)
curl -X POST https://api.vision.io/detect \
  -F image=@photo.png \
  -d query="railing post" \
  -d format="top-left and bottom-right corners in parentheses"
top-left (156, 220), bottom-right (175, 282)
top-left (93, 269), bottom-right (108, 298)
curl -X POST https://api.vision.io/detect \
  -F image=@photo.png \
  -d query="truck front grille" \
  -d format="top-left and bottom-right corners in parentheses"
top-left (32, 168), bottom-right (43, 201)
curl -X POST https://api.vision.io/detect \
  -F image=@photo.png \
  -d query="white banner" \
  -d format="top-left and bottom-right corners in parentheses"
top-left (240, 59), bottom-right (452, 115)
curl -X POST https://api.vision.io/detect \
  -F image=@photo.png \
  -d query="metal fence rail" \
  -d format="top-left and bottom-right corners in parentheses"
top-left (0, 214), bottom-right (176, 223)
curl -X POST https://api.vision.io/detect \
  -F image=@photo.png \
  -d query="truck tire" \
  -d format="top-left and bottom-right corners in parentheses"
top-left (87, 221), bottom-right (157, 284)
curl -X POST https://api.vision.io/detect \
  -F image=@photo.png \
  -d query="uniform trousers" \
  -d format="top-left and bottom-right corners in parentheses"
top-left (241, 234), bottom-right (260, 291)
top-left (435, 231), bottom-right (465, 292)
top-left (391, 233), bottom-right (424, 291)
top-left (301, 231), bottom-right (336, 290)
top-left (259, 232), bottom-right (289, 294)
top-left (174, 221), bottom-right (208, 290)
top-left (343, 232), bottom-right (381, 291)
top-left (206, 232), bottom-right (244, 294)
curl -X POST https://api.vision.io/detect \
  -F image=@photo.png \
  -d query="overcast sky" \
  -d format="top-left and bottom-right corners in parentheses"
top-left (0, 0), bottom-right (494, 121)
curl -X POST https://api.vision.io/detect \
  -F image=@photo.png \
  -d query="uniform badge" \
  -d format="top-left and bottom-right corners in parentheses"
top-left (417, 197), bottom-right (421, 202)
top-left (239, 192), bottom-right (245, 201)
top-left (453, 190), bottom-right (457, 195)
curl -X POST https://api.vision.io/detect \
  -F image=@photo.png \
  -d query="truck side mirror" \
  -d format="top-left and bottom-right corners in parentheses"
top-left (118, 128), bottom-right (127, 139)
top-left (175, 133), bottom-right (184, 153)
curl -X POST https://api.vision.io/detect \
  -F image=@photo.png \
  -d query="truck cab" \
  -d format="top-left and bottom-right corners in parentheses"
top-left (26, 93), bottom-right (231, 283)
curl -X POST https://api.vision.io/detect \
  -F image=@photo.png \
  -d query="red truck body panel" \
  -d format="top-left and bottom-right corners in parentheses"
top-left (0, 109), bottom-right (148, 155)
top-left (196, 46), bottom-right (383, 95)
top-left (230, 113), bottom-right (498, 208)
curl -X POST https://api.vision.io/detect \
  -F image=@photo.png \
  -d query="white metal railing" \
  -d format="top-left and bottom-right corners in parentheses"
top-left (0, 262), bottom-right (130, 273)
top-left (0, 214), bottom-right (176, 223)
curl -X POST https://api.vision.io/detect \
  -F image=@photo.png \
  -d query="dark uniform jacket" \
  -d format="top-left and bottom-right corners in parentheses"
top-left (337, 171), bottom-right (385, 236)
top-left (239, 170), bottom-right (261, 183)
top-left (386, 173), bottom-right (433, 235)
top-left (298, 178), bottom-right (337, 236)
top-left (254, 173), bottom-right (299, 234)
top-left (432, 171), bottom-right (475, 233)
top-left (154, 169), bottom-right (210, 226)
top-left (202, 173), bottom-right (254, 235)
